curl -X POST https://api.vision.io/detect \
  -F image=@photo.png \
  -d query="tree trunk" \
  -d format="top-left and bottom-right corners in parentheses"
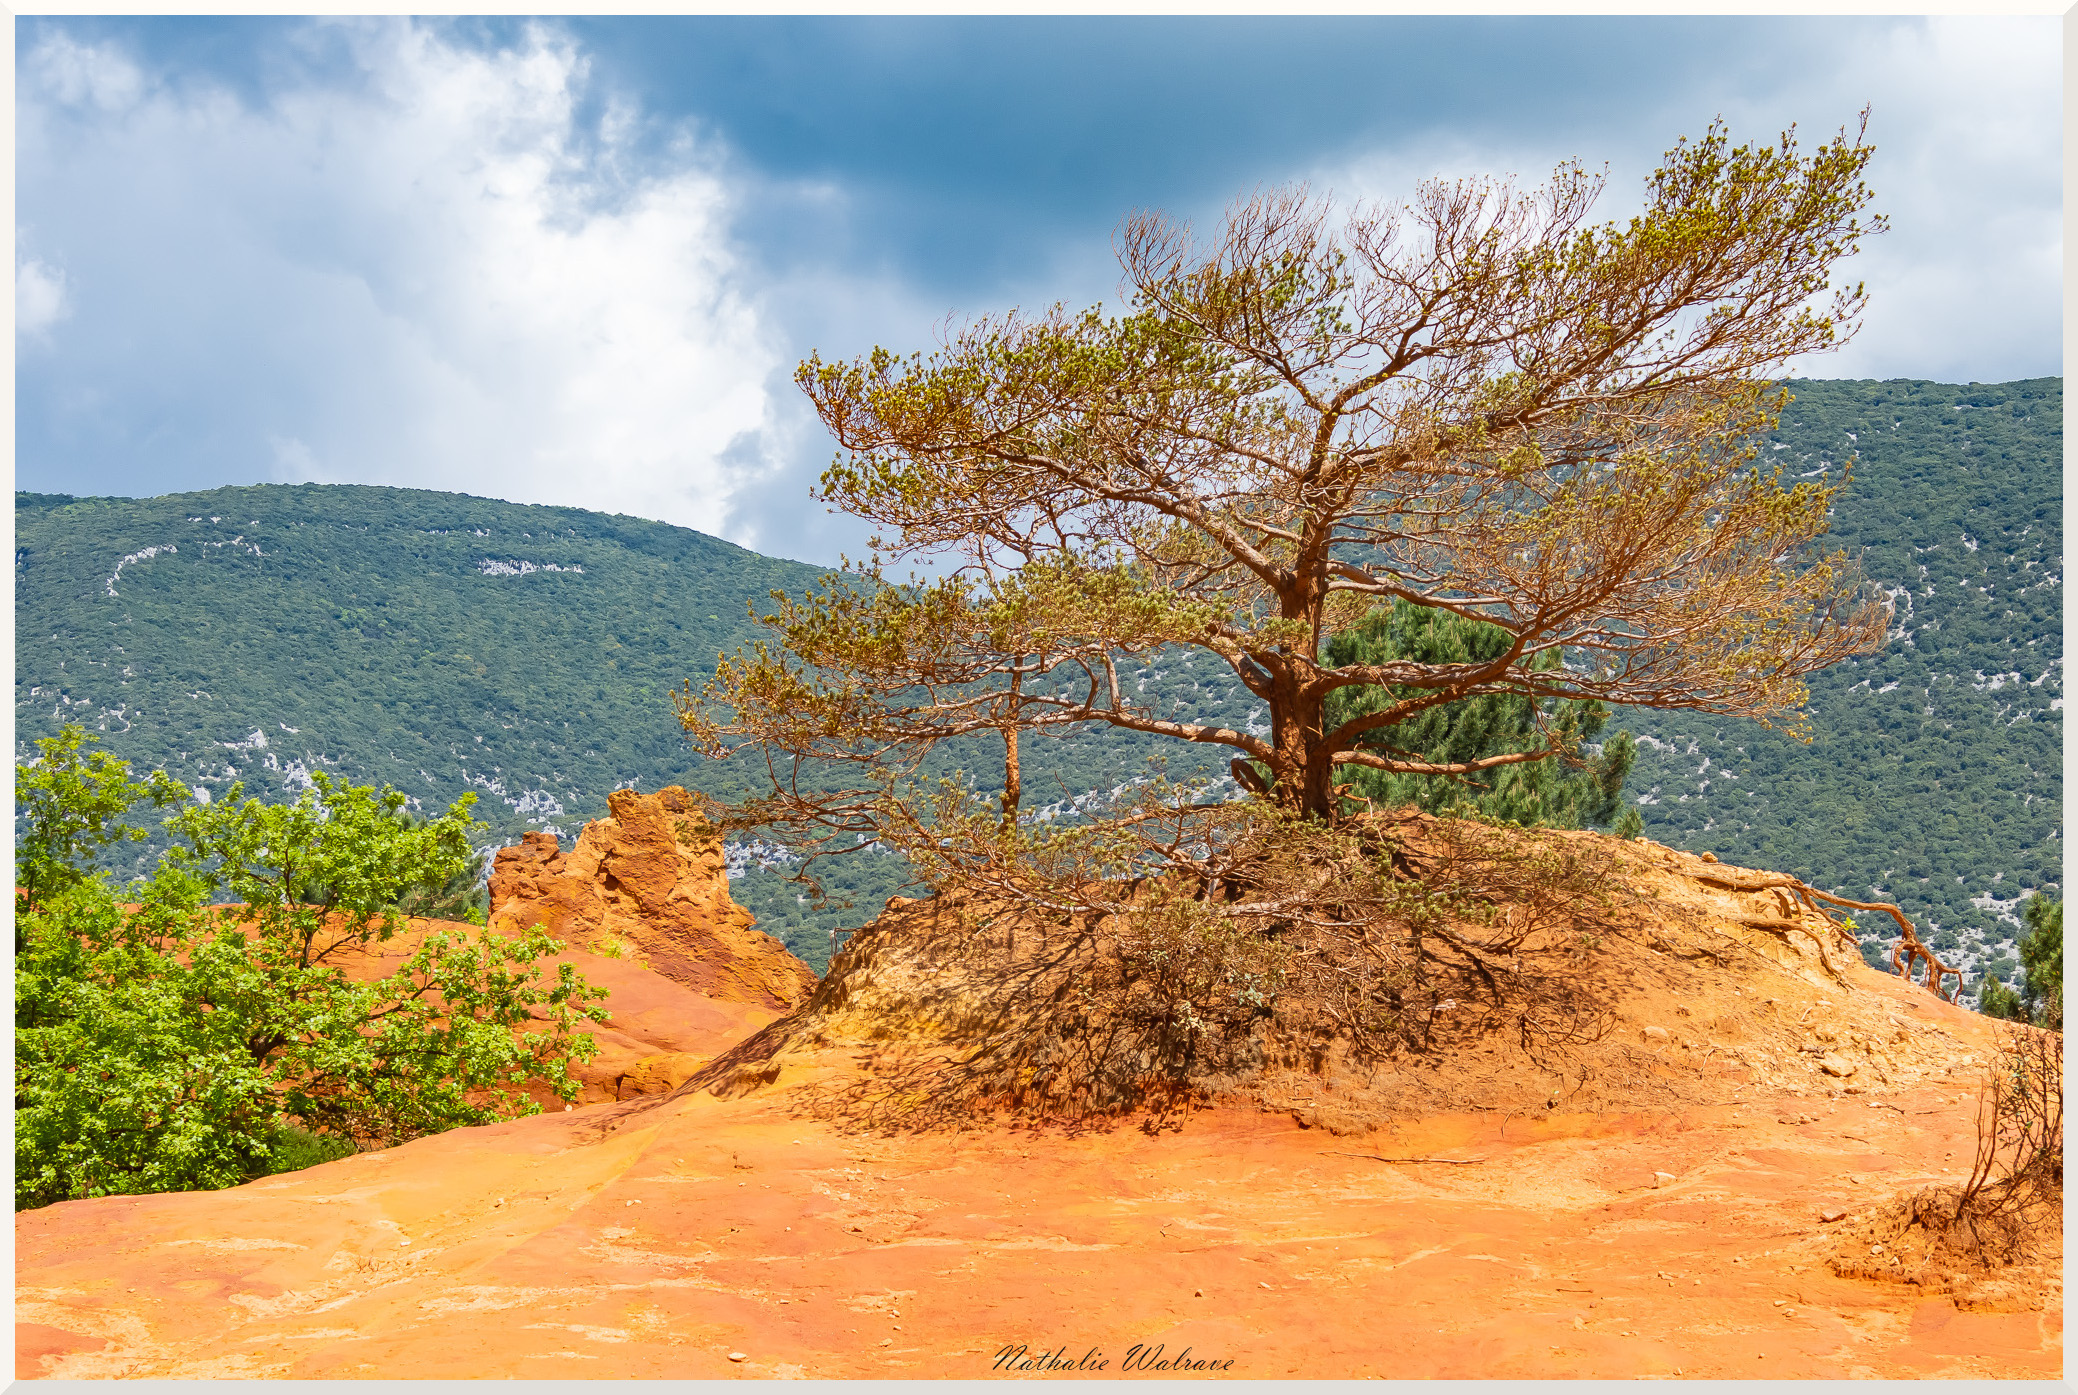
top-left (1267, 656), bottom-right (1335, 820)
top-left (1002, 724), bottom-right (1020, 827)
top-left (1001, 664), bottom-right (1022, 828)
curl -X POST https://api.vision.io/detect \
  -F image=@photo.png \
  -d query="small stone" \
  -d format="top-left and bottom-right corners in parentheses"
top-left (1819, 1208), bottom-right (1848, 1223)
top-left (1772, 1299), bottom-right (1783, 1306)
top-left (1870, 1243), bottom-right (1885, 1256)
top-left (1820, 1054), bottom-right (1857, 1078)
top-left (728, 1353), bottom-right (748, 1363)
top-left (1194, 1289), bottom-right (1204, 1298)
top-left (1642, 1026), bottom-right (1672, 1044)
top-left (1653, 1171), bottom-right (1676, 1187)
top-left (1700, 851), bottom-right (1718, 863)
top-left (1259, 1281), bottom-right (1272, 1289)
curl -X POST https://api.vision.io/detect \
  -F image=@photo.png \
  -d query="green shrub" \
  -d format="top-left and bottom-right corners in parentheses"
top-left (264, 1125), bottom-right (358, 1175)
top-left (14, 725), bottom-right (611, 1211)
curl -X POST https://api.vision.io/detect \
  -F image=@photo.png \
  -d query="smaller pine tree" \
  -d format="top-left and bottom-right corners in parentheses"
top-left (1322, 601), bottom-right (1637, 830)
top-left (2018, 895), bottom-right (2062, 1030)
top-left (1978, 970), bottom-right (2027, 1022)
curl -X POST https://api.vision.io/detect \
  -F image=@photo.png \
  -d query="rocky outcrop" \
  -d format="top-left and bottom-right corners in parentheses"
top-left (488, 786), bottom-right (817, 1014)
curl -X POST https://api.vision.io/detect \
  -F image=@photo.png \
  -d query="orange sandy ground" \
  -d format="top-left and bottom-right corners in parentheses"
top-left (15, 1063), bottom-right (2062, 1380)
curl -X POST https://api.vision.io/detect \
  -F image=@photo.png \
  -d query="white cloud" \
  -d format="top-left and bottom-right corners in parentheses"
top-left (16, 257), bottom-right (71, 339)
top-left (26, 30), bottom-right (146, 113)
top-left (1770, 16), bottom-right (2062, 383)
top-left (18, 20), bottom-right (784, 538)
top-left (1304, 16), bottom-right (2061, 386)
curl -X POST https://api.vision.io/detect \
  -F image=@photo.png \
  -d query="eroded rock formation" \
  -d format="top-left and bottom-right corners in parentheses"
top-left (488, 786), bottom-right (817, 1014)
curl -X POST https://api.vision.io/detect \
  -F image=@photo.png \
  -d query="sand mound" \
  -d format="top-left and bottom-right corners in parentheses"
top-left (681, 830), bottom-right (1990, 1134)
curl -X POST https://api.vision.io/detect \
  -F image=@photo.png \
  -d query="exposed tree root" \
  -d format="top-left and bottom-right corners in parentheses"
top-left (1691, 868), bottom-right (1962, 1002)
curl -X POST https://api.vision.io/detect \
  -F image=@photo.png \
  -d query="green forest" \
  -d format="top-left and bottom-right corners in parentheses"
top-left (1615, 378), bottom-right (2062, 983)
top-left (15, 378), bottom-right (2062, 979)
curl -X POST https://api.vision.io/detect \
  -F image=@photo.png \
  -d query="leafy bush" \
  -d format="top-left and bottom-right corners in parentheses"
top-left (1979, 971), bottom-right (2027, 1021)
top-left (14, 725), bottom-right (610, 1211)
top-left (13, 722), bottom-right (185, 940)
top-left (1976, 895), bottom-right (2061, 1029)
top-left (2018, 895), bottom-right (2062, 1030)
top-left (266, 1124), bottom-right (358, 1174)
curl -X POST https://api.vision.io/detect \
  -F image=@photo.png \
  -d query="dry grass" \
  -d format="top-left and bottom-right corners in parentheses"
top-left (1830, 1026), bottom-right (2062, 1297)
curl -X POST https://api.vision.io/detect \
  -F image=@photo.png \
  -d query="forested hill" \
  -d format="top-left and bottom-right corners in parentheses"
top-left (15, 482), bottom-right (827, 868)
top-left (15, 378), bottom-right (2065, 983)
top-left (1622, 377), bottom-right (2062, 983)
top-left (13, 482), bottom-right (1214, 969)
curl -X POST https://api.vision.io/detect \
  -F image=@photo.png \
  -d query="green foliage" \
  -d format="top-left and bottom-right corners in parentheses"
top-left (266, 1124), bottom-right (358, 1174)
top-left (15, 723), bottom-right (185, 918)
top-left (16, 878), bottom-right (283, 1206)
top-left (14, 747), bottom-right (611, 1210)
top-left (2018, 895), bottom-right (2062, 1030)
top-left (394, 811), bottom-right (492, 925)
top-left (163, 772), bottom-right (481, 959)
top-left (1978, 969), bottom-right (2028, 1022)
top-left (1322, 602), bottom-right (1636, 829)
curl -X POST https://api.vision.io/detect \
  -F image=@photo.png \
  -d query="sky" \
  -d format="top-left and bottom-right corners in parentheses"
top-left (15, 15), bottom-right (2064, 566)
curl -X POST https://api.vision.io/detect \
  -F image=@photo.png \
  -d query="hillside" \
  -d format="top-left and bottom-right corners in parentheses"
top-left (14, 378), bottom-right (2063, 980)
top-left (13, 483), bottom-right (858, 965)
top-left (1619, 378), bottom-right (2063, 983)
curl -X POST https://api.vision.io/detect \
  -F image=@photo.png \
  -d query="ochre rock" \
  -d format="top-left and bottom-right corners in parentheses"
top-left (488, 786), bottom-right (817, 1014)
top-left (682, 827), bottom-right (1989, 1126)
top-left (14, 985), bottom-right (2052, 1380)
top-left (17, 826), bottom-right (2058, 1379)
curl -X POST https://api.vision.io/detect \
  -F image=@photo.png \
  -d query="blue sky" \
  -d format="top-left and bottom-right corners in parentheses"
top-left (16, 16), bottom-right (2063, 564)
